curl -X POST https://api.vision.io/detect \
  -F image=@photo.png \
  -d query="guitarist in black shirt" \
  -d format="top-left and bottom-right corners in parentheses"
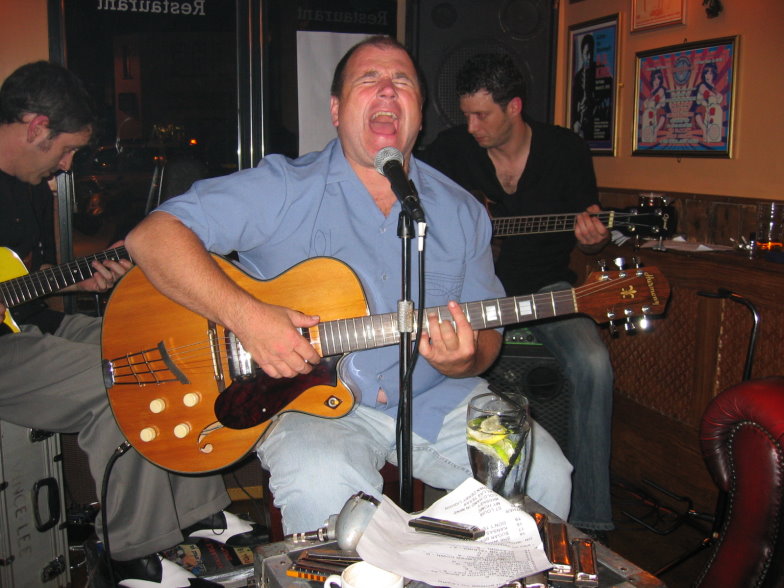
top-left (421, 53), bottom-right (615, 542)
top-left (0, 61), bottom-right (262, 587)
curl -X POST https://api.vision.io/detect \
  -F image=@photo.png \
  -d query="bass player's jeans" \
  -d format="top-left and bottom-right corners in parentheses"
top-left (529, 280), bottom-right (615, 531)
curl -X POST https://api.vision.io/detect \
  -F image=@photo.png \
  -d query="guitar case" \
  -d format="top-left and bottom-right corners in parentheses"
top-left (0, 421), bottom-right (70, 587)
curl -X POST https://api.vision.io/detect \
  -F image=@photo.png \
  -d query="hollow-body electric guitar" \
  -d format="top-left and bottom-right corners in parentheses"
top-left (101, 255), bottom-right (670, 474)
top-left (0, 246), bottom-right (129, 333)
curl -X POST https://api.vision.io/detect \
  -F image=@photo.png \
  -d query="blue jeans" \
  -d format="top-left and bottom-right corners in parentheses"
top-left (256, 380), bottom-right (573, 534)
top-left (529, 281), bottom-right (615, 531)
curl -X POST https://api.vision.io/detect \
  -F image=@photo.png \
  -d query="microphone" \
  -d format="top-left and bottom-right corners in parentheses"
top-left (283, 491), bottom-right (380, 550)
top-left (374, 147), bottom-right (426, 223)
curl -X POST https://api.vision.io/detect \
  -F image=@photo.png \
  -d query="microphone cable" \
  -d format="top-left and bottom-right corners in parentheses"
top-left (100, 440), bottom-right (132, 586)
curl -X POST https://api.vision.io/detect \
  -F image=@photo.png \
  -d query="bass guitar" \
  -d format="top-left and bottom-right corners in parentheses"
top-left (101, 256), bottom-right (670, 474)
top-left (0, 245), bottom-right (130, 333)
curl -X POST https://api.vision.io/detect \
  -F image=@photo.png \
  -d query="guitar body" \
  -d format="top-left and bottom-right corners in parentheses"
top-left (102, 256), bottom-right (368, 473)
top-left (0, 247), bottom-right (28, 333)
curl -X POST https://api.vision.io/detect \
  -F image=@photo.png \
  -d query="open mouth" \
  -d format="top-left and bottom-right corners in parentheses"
top-left (369, 111), bottom-right (398, 135)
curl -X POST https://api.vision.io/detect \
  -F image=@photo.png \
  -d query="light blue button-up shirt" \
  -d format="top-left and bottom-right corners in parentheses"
top-left (159, 139), bottom-right (504, 441)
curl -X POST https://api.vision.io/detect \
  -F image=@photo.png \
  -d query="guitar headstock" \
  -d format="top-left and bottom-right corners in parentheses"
top-left (615, 204), bottom-right (677, 238)
top-left (576, 267), bottom-right (670, 333)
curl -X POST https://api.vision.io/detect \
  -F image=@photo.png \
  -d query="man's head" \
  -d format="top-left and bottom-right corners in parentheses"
top-left (580, 34), bottom-right (595, 66)
top-left (329, 36), bottom-right (424, 171)
top-left (455, 53), bottom-right (526, 150)
top-left (0, 61), bottom-right (96, 184)
top-left (455, 53), bottom-right (526, 112)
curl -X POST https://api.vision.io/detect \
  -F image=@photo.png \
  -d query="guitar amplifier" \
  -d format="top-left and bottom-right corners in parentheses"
top-left (0, 421), bottom-right (70, 587)
top-left (482, 330), bottom-right (572, 458)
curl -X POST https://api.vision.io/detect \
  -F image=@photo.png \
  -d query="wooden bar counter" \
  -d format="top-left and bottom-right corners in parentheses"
top-left (571, 242), bottom-right (784, 515)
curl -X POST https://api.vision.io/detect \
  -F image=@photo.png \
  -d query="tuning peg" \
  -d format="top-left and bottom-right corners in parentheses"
top-left (613, 257), bottom-right (626, 270)
top-left (623, 309), bottom-right (637, 334)
top-left (596, 259), bottom-right (608, 272)
top-left (608, 321), bottom-right (619, 337)
top-left (637, 315), bottom-right (652, 331)
top-left (631, 256), bottom-right (642, 268)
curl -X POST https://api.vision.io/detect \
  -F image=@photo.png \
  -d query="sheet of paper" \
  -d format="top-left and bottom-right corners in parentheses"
top-left (356, 478), bottom-right (551, 588)
top-left (640, 236), bottom-right (734, 252)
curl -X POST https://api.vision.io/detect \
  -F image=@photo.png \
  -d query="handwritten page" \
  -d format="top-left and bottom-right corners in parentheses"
top-left (356, 478), bottom-right (551, 588)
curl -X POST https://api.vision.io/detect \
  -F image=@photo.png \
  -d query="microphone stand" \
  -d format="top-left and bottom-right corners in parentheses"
top-left (396, 210), bottom-right (415, 511)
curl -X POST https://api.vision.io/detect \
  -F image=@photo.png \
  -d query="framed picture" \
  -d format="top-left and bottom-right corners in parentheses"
top-left (567, 15), bottom-right (619, 155)
top-left (631, 0), bottom-right (686, 32)
top-left (633, 36), bottom-right (737, 157)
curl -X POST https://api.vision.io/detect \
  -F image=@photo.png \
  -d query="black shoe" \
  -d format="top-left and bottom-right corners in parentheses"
top-left (576, 527), bottom-right (610, 545)
top-left (182, 510), bottom-right (268, 547)
top-left (112, 553), bottom-right (196, 587)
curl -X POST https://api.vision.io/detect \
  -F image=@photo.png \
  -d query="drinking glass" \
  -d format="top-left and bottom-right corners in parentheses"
top-left (756, 202), bottom-right (784, 251)
top-left (466, 392), bottom-right (532, 502)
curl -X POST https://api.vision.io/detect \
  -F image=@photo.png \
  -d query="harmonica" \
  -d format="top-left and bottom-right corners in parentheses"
top-left (544, 522), bottom-right (573, 581)
top-left (572, 538), bottom-right (599, 587)
top-left (408, 516), bottom-right (485, 540)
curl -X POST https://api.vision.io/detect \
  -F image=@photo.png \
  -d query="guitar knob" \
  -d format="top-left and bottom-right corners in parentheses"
top-left (149, 398), bottom-right (166, 413)
top-left (139, 427), bottom-right (158, 442)
top-left (173, 423), bottom-right (191, 439)
top-left (182, 392), bottom-right (201, 407)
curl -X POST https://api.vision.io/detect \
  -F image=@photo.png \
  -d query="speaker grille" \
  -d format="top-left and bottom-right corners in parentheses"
top-left (410, 0), bottom-right (555, 145)
top-left (482, 344), bottom-right (571, 457)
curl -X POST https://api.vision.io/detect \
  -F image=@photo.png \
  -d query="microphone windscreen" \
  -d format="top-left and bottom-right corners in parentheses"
top-left (374, 146), bottom-right (403, 175)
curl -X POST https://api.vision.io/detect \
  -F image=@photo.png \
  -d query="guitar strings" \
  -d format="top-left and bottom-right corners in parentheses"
top-left (109, 273), bottom-right (653, 384)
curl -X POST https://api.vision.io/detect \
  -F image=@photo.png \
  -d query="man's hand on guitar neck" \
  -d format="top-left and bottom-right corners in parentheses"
top-left (58, 240), bottom-right (133, 294)
top-left (575, 204), bottom-right (611, 255)
top-left (419, 300), bottom-right (502, 378)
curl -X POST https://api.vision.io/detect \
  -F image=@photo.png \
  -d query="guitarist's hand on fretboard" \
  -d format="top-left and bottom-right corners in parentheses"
top-left (62, 240), bottom-right (133, 295)
top-left (418, 300), bottom-right (501, 379)
top-left (576, 204), bottom-right (611, 254)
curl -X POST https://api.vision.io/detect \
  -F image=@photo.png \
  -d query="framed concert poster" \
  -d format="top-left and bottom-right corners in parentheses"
top-left (633, 37), bottom-right (737, 157)
top-left (631, 0), bottom-right (685, 32)
top-left (567, 14), bottom-right (619, 155)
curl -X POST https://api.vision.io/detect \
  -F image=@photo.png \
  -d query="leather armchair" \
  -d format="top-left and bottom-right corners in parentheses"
top-left (696, 377), bottom-right (784, 587)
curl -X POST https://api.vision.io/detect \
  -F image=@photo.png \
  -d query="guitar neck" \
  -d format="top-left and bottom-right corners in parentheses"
top-left (0, 246), bottom-right (129, 308)
top-left (492, 211), bottom-right (616, 237)
top-left (316, 289), bottom-right (576, 357)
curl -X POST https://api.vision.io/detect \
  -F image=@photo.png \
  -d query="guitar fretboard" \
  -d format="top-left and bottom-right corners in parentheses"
top-left (492, 212), bottom-right (617, 237)
top-left (0, 246), bottom-right (129, 307)
top-left (316, 289), bottom-right (578, 356)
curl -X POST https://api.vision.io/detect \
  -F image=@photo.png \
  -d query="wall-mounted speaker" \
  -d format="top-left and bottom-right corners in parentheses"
top-left (407, 0), bottom-right (557, 147)
top-left (482, 341), bottom-right (571, 458)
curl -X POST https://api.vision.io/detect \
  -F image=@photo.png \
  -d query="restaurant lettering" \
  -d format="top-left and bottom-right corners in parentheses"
top-left (96, 0), bottom-right (206, 16)
top-left (297, 7), bottom-right (389, 26)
